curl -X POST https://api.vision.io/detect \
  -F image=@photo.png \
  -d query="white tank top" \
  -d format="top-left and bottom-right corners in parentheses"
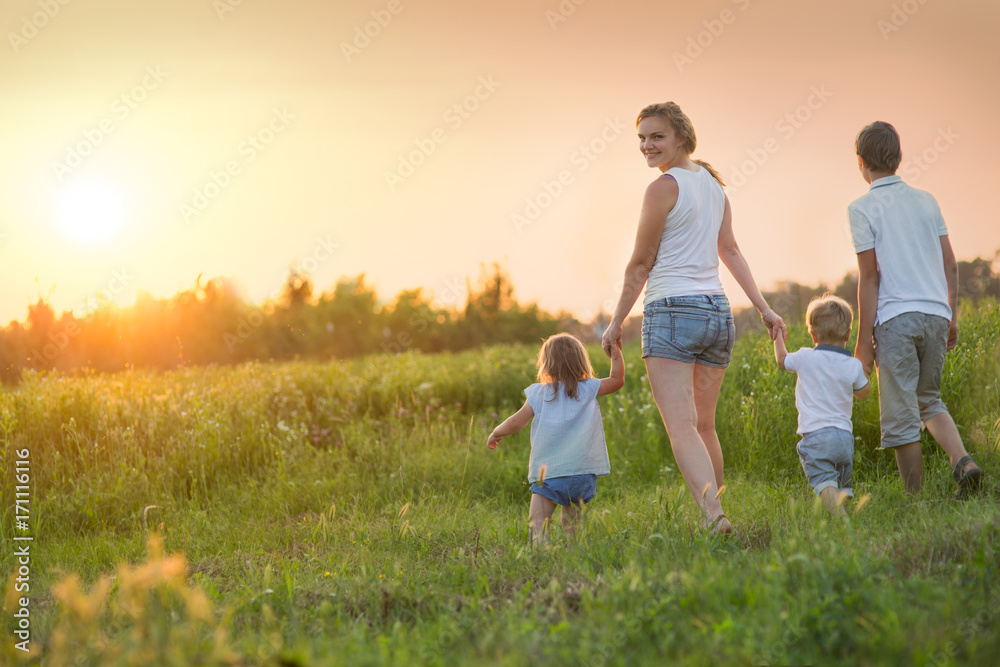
top-left (643, 165), bottom-right (726, 305)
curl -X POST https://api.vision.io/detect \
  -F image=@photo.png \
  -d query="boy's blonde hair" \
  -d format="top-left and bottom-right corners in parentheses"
top-left (537, 333), bottom-right (595, 400)
top-left (637, 102), bottom-right (725, 185)
top-left (806, 295), bottom-right (853, 344)
top-left (855, 121), bottom-right (902, 173)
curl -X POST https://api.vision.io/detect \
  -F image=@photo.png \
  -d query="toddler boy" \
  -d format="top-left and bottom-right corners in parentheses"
top-left (774, 295), bottom-right (870, 513)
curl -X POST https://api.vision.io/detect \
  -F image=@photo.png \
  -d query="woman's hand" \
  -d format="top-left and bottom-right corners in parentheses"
top-left (601, 322), bottom-right (622, 358)
top-left (760, 309), bottom-right (786, 341)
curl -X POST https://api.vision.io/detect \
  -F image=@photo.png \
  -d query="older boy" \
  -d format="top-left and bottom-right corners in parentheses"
top-left (849, 120), bottom-right (983, 497)
top-left (775, 295), bottom-right (870, 513)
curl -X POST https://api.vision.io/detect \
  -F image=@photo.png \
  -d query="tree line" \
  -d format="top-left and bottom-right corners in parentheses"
top-left (0, 264), bottom-right (575, 384)
top-left (2, 257), bottom-right (996, 384)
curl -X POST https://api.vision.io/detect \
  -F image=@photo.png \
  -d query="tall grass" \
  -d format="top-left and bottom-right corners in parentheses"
top-left (2, 302), bottom-right (999, 665)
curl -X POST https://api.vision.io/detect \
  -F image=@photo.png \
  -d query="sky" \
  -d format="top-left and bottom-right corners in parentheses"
top-left (2, 0), bottom-right (998, 325)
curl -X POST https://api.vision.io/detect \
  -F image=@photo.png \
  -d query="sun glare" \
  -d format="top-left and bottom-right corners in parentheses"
top-left (53, 178), bottom-right (129, 245)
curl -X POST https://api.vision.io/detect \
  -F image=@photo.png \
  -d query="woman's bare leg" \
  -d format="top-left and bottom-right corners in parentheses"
top-left (645, 357), bottom-right (728, 531)
top-left (693, 363), bottom-right (727, 489)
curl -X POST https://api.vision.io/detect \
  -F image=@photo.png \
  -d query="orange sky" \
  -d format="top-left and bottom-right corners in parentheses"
top-left (2, 0), bottom-right (998, 325)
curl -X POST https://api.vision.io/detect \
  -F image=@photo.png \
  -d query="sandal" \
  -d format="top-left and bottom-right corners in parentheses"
top-left (953, 455), bottom-right (983, 500)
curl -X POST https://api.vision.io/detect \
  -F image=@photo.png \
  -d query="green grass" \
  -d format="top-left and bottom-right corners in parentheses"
top-left (2, 301), bottom-right (999, 665)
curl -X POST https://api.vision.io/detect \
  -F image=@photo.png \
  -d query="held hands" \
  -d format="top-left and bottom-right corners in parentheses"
top-left (601, 322), bottom-right (622, 358)
top-left (760, 309), bottom-right (787, 341)
top-left (486, 431), bottom-right (501, 450)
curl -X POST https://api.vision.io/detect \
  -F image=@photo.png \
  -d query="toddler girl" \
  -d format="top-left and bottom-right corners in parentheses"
top-left (487, 333), bottom-right (624, 543)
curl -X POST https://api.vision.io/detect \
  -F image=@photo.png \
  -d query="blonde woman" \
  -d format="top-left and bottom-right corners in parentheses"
top-left (602, 102), bottom-right (785, 534)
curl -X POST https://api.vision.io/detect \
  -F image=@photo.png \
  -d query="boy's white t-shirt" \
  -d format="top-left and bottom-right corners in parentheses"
top-left (848, 175), bottom-right (952, 325)
top-left (524, 377), bottom-right (610, 483)
top-left (783, 346), bottom-right (869, 435)
top-left (643, 165), bottom-right (726, 305)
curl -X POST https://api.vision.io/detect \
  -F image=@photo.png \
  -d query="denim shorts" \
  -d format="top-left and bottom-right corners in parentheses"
top-left (642, 294), bottom-right (735, 368)
top-left (874, 312), bottom-right (950, 448)
top-left (796, 426), bottom-right (854, 496)
top-left (530, 474), bottom-right (597, 506)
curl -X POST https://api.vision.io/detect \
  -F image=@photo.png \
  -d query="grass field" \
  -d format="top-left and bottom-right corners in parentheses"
top-left (2, 302), bottom-right (999, 666)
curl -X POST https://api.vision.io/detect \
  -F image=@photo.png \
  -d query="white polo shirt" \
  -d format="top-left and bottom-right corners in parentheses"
top-left (784, 345), bottom-right (869, 435)
top-left (848, 175), bottom-right (952, 325)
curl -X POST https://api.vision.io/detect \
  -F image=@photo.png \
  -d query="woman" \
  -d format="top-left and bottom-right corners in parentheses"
top-left (601, 102), bottom-right (785, 535)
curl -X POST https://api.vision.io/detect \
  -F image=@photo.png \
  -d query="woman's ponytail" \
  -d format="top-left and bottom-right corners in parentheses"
top-left (692, 159), bottom-right (725, 186)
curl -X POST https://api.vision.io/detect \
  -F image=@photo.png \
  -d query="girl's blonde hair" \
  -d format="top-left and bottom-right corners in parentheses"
top-left (637, 102), bottom-right (725, 186)
top-left (536, 333), bottom-right (595, 400)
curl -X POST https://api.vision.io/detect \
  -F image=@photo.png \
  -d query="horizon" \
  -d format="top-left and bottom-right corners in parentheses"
top-left (6, 245), bottom-right (1000, 331)
top-left (3, 0), bottom-right (998, 327)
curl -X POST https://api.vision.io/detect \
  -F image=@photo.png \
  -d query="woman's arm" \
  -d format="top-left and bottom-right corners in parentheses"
top-left (486, 401), bottom-right (534, 449)
top-left (717, 195), bottom-right (786, 340)
top-left (601, 177), bottom-right (677, 356)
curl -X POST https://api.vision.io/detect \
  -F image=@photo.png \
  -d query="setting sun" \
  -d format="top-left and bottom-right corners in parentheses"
top-left (52, 177), bottom-right (128, 245)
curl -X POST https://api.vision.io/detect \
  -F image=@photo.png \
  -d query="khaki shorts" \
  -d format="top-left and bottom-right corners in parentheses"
top-left (874, 312), bottom-right (950, 448)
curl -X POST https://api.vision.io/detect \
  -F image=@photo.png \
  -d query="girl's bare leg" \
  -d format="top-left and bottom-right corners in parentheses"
top-left (561, 501), bottom-right (584, 539)
top-left (528, 493), bottom-right (558, 544)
